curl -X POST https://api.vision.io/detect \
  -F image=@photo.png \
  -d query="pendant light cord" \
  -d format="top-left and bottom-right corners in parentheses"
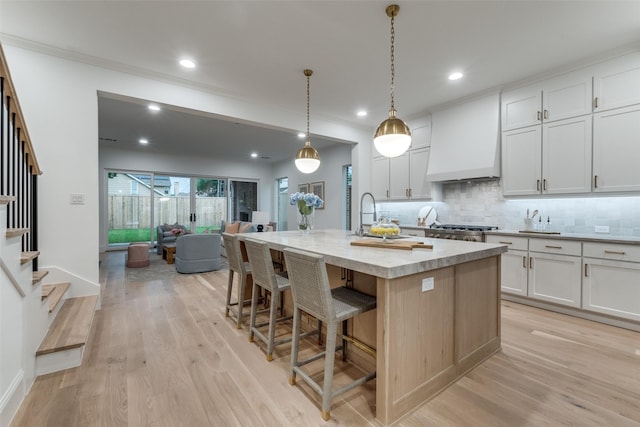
top-left (390, 13), bottom-right (396, 110)
top-left (307, 72), bottom-right (310, 144)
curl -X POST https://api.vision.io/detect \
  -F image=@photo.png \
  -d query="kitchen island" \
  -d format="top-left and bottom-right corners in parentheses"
top-left (241, 229), bottom-right (507, 425)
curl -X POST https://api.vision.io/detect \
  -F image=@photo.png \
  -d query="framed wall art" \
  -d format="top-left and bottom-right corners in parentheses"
top-left (310, 181), bottom-right (325, 209)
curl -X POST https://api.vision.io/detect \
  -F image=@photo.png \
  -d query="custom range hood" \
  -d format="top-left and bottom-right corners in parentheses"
top-left (426, 93), bottom-right (501, 182)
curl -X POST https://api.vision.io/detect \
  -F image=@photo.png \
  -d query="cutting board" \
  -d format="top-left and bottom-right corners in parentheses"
top-left (351, 239), bottom-right (433, 250)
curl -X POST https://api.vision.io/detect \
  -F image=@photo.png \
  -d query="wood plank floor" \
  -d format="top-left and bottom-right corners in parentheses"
top-left (11, 251), bottom-right (640, 426)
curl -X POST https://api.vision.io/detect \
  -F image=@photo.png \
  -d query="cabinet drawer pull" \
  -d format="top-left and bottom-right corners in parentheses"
top-left (537, 110), bottom-right (541, 121)
top-left (536, 179), bottom-right (541, 191)
top-left (545, 245), bottom-right (562, 249)
top-left (594, 97), bottom-right (599, 109)
top-left (594, 175), bottom-right (598, 189)
top-left (522, 256), bottom-right (526, 268)
top-left (584, 263), bottom-right (589, 277)
top-left (604, 250), bottom-right (626, 255)
top-left (529, 257), bottom-right (533, 269)
top-left (543, 109), bottom-right (548, 120)
top-left (499, 241), bottom-right (513, 245)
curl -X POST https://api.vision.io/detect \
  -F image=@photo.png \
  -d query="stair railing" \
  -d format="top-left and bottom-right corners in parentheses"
top-left (1, 42), bottom-right (42, 271)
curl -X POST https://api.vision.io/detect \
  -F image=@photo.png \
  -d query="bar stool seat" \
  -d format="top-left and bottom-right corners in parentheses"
top-left (283, 247), bottom-right (376, 421)
top-left (222, 232), bottom-right (252, 329)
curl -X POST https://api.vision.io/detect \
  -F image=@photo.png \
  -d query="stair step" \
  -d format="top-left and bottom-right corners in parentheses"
top-left (0, 195), bottom-right (15, 205)
top-left (36, 295), bottom-right (98, 356)
top-left (43, 282), bottom-right (70, 312)
top-left (21, 250), bottom-right (40, 265)
top-left (32, 270), bottom-right (49, 285)
top-left (6, 227), bottom-right (28, 238)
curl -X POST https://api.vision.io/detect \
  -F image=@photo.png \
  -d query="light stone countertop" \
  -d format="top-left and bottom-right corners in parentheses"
top-left (486, 230), bottom-right (640, 245)
top-left (239, 229), bottom-right (507, 279)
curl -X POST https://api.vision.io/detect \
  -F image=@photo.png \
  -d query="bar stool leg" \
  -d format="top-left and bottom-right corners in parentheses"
top-left (225, 270), bottom-right (234, 317)
top-left (248, 281), bottom-right (260, 343)
top-left (289, 306), bottom-right (302, 386)
top-left (236, 274), bottom-right (247, 329)
top-left (265, 289), bottom-right (279, 362)
top-left (321, 321), bottom-right (338, 421)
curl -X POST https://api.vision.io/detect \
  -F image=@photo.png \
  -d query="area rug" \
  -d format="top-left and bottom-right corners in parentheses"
top-left (125, 253), bottom-right (228, 284)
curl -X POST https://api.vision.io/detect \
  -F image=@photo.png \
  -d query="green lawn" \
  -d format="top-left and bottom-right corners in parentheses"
top-left (108, 226), bottom-right (220, 244)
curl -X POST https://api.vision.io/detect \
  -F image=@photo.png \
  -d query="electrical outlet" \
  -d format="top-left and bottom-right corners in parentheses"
top-left (595, 225), bottom-right (609, 233)
top-left (70, 193), bottom-right (85, 205)
top-left (421, 277), bottom-right (434, 292)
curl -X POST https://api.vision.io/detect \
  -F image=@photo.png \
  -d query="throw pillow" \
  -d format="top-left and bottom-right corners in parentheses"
top-left (225, 222), bottom-right (240, 234)
top-left (162, 223), bottom-right (172, 232)
top-left (239, 222), bottom-right (253, 233)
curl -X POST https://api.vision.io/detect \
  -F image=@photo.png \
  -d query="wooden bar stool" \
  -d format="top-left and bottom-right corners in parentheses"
top-left (222, 232), bottom-right (252, 329)
top-left (244, 238), bottom-right (320, 362)
top-left (283, 247), bottom-right (376, 421)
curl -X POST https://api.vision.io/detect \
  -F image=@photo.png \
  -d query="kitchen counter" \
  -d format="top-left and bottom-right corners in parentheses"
top-left (240, 229), bottom-right (506, 425)
top-left (487, 230), bottom-right (640, 245)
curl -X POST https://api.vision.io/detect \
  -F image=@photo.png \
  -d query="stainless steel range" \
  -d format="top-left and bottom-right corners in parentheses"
top-left (424, 224), bottom-right (498, 242)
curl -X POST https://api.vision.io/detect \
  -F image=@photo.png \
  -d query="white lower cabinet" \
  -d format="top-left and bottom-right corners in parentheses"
top-left (582, 242), bottom-right (640, 321)
top-left (528, 252), bottom-right (582, 307)
top-left (486, 236), bottom-right (528, 296)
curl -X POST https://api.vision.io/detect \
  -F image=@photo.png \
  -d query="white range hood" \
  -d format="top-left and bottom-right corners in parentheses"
top-left (427, 92), bottom-right (501, 182)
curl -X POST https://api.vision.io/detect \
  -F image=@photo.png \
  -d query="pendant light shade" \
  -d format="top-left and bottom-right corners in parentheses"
top-left (295, 69), bottom-right (320, 174)
top-left (375, 4), bottom-right (411, 158)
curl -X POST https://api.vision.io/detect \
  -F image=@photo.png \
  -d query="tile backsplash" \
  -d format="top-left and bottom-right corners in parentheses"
top-left (379, 180), bottom-right (640, 236)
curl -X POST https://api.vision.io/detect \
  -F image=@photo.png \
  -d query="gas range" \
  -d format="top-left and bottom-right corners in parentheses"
top-left (424, 224), bottom-right (498, 242)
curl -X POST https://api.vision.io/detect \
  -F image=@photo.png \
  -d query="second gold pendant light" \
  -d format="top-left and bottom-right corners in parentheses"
top-left (295, 69), bottom-right (321, 174)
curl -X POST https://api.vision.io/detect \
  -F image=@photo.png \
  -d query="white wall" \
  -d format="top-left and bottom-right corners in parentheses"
top-left (272, 143), bottom-right (353, 230)
top-left (4, 44), bottom-right (372, 283)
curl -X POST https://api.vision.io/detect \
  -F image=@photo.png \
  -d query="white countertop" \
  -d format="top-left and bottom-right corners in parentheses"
top-left (487, 230), bottom-right (640, 245)
top-left (239, 229), bottom-right (507, 279)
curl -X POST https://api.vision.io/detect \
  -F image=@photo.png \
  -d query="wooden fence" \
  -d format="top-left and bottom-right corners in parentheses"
top-left (108, 195), bottom-right (226, 229)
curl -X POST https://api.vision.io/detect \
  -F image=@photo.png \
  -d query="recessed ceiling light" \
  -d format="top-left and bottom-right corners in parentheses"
top-left (448, 72), bottom-right (464, 81)
top-left (250, 152), bottom-right (258, 158)
top-left (179, 58), bottom-right (196, 69)
top-left (298, 132), bottom-right (306, 138)
top-left (148, 104), bottom-right (160, 112)
top-left (357, 110), bottom-right (368, 117)
top-left (139, 138), bottom-right (149, 144)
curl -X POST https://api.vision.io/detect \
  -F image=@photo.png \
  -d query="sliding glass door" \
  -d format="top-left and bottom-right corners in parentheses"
top-left (107, 170), bottom-right (229, 249)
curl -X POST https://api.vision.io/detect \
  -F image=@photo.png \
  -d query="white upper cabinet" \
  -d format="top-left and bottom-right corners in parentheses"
top-left (593, 52), bottom-right (640, 112)
top-left (410, 124), bottom-right (431, 150)
top-left (389, 152), bottom-right (410, 200)
top-left (371, 148), bottom-right (433, 201)
top-left (542, 115), bottom-right (592, 194)
top-left (501, 71), bottom-right (592, 131)
top-left (502, 85), bottom-right (542, 131)
top-left (593, 104), bottom-right (640, 192)
top-left (372, 156), bottom-right (391, 201)
top-left (408, 147), bottom-right (431, 199)
top-left (502, 126), bottom-right (542, 196)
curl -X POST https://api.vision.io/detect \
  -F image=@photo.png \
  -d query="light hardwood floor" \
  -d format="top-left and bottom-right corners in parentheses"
top-left (11, 251), bottom-right (640, 426)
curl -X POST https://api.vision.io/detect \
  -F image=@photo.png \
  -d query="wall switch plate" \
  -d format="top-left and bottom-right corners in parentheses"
top-left (70, 193), bottom-right (85, 205)
top-left (421, 277), bottom-right (434, 292)
top-left (595, 225), bottom-right (609, 233)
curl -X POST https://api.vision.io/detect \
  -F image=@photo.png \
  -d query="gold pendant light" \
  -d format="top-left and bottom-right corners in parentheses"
top-left (374, 4), bottom-right (411, 158)
top-left (295, 69), bottom-right (321, 174)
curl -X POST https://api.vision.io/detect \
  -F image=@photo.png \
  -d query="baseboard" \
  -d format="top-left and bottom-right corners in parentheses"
top-left (0, 369), bottom-right (25, 427)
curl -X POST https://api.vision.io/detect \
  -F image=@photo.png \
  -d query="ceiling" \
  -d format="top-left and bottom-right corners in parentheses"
top-left (1, 1), bottom-right (639, 163)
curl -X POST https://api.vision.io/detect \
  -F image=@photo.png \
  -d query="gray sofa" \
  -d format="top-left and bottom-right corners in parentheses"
top-left (156, 224), bottom-right (189, 254)
top-left (175, 233), bottom-right (222, 273)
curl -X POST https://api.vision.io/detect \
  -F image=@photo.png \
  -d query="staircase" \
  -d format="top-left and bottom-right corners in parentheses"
top-left (0, 43), bottom-right (99, 427)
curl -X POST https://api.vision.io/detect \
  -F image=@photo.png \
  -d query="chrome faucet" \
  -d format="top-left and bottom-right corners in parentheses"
top-left (357, 192), bottom-right (377, 237)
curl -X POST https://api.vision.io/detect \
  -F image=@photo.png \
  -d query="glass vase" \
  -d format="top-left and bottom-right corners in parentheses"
top-left (296, 208), bottom-right (315, 234)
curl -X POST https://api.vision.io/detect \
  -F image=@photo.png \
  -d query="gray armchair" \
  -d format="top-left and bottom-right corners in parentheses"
top-left (175, 233), bottom-right (222, 274)
top-left (156, 224), bottom-right (189, 254)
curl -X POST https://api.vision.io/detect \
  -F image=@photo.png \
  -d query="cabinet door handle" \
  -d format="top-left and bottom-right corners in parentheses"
top-left (604, 250), bottom-right (626, 255)
top-left (386, 190), bottom-right (389, 198)
top-left (522, 256), bottom-right (526, 268)
top-left (543, 109), bottom-right (549, 120)
top-left (499, 241), bottom-right (513, 245)
top-left (594, 175), bottom-right (599, 189)
top-left (408, 188), bottom-right (412, 198)
top-left (529, 257), bottom-right (533, 269)
top-left (545, 245), bottom-right (562, 249)
top-left (543, 179), bottom-right (547, 191)
top-left (594, 97), bottom-right (599, 109)
top-left (584, 263), bottom-right (589, 277)
top-left (536, 179), bottom-right (541, 191)
top-left (537, 110), bottom-right (542, 121)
